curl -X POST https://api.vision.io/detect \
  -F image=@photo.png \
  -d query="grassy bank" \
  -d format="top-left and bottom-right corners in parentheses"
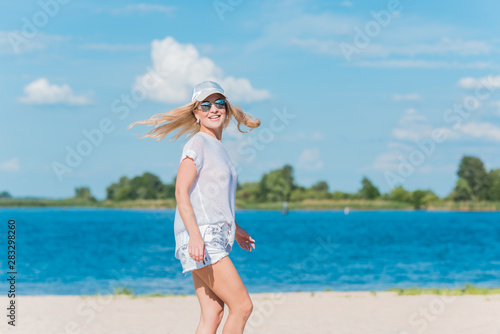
top-left (86, 283), bottom-right (500, 299)
top-left (1, 197), bottom-right (500, 211)
top-left (386, 284), bottom-right (500, 296)
top-left (426, 201), bottom-right (500, 211)
top-left (0, 198), bottom-right (176, 209)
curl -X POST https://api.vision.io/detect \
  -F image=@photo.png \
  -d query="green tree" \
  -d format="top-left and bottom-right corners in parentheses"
top-left (290, 186), bottom-right (307, 201)
top-left (389, 186), bottom-right (438, 209)
top-left (411, 190), bottom-right (428, 210)
top-left (259, 164), bottom-right (296, 202)
top-left (162, 176), bottom-right (176, 199)
top-left (390, 186), bottom-right (411, 203)
top-left (486, 169), bottom-right (500, 201)
top-left (74, 187), bottom-right (96, 201)
top-left (106, 172), bottom-right (170, 201)
top-left (236, 182), bottom-right (262, 203)
top-left (332, 191), bottom-right (356, 200)
top-left (107, 176), bottom-right (132, 201)
top-left (298, 181), bottom-right (331, 200)
top-left (457, 156), bottom-right (488, 199)
top-left (421, 191), bottom-right (439, 208)
top-left (130, 172), bottom-right (164, 200)
top-left (451, 177), bottom-right (472, 201)
top-left (0, 191), bottom-right (12, 199)
top-left (311, 181), bottom-right (329, 192)
top-left (358, 176), bottom-right (380, 199)
top-left (117, 186), bottom-right (132, 201)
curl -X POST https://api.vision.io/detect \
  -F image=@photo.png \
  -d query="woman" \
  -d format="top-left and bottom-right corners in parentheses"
top-left (127, 80), bottom-right (259, 333)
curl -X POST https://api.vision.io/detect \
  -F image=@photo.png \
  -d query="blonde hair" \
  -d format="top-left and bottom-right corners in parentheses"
top-left (127, 96), bottom-right (261, 142)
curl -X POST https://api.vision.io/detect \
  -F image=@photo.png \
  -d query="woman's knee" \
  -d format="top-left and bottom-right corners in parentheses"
top-left (234, 297), bottom-right (253, 319)
top-left (244, 299), bottom-right (253, 318)
top-left (202, 308), bottom-right (224, 326)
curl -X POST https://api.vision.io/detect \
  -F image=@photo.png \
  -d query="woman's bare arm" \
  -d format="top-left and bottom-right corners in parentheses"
top-left (234, 221), bottom-right (255, 251)
top-left (175, 157), bottom-right (205, 263)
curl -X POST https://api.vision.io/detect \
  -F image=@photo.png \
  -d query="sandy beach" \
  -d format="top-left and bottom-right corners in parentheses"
top-left (2, 291), bottom-right (500, 334)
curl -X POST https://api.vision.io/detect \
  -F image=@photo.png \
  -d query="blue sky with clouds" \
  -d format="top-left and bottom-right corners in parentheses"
top-left (1, 0), bottom-right (500, 200)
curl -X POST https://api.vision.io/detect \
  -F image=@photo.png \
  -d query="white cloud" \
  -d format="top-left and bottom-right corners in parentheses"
top-left (454, 122), bottom-right (500, 142)
top-left (0, 158), bottom-right (19, 172)
top-left (354, 60), bottom-right (496, 69)
top-left (391, 109), bottom-right (459, 142)
top-left (18, 78), bottom-right (92, 105)
top-left (392, 128), bottom-right (430, 141)
top-left (135, 36), bottom-right (271, 104)
top-left (270, 12), bottom-right (355, 37)
top-left (291, 37), bottom-right (493, 60)
top-left (79, 43), bottom-right (149, 52)
top-left (311, 131), bottom-right (325, 141)
top-left (340, 1), bottom-right (353, 7)
top-left (289, 38), bottom-right (342, 56)
top-left (297, 148), bottom-right (324, 170)
top-left (245, 6), bottom-right (496, 69)
top-left (246, 12), bottom-right (357, 53)
top-left (375, 38), bottom-right (492, 57)
top-left (372, 104), bottom-right (495, 175)
top-left (393, 93), bottom-right (422, 102)
top-left (220, 77), bottom-right (271, 102)
top-left (0, 31), bottom-right (65, 55)
top-left (387, 141), bottom-right (412, 150)
top-left (373, 151), bottom-right (402, 172)
top-left (491, 101), bottom-right (500, 115)
top-left (392, 109), bottom-right (430, 141)
top-left (419, 165), bottom-right (432, 173)
top-left (457, 76), bottom-right (500, 90)
top-left (112, 4), bottom-right (174, 14)
top-left (279, 132), bottom-right (325, 142)
top-left (372, 145), bottom-right (432, 174)
top-left (372, 141), bottom-right (440, 174)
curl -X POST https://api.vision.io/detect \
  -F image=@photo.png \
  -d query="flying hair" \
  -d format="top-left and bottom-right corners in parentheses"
top-left (127, 97), bottom-right (261, 142)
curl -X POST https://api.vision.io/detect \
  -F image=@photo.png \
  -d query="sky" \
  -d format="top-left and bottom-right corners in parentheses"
top-left (1, 0), bottom-right (500, 200)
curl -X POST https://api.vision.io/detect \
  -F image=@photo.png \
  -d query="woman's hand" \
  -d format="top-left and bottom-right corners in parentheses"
top-left (188, 235), bottom-right (206, 263)
top-left (235, 225), bottom-right (255, 252)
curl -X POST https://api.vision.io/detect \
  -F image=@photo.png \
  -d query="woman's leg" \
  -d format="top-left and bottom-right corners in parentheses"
top-left (192, 256), bottom-right (253, 334)
top-left (192, 270), bottom-right (225, 334)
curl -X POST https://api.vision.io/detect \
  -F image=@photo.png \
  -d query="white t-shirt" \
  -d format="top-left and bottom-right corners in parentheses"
top-left (173, 131), bottom-right (238, 259)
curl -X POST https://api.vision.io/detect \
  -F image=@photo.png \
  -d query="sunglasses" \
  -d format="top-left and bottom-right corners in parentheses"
top-left (200, 99), bottom-right (226, 112)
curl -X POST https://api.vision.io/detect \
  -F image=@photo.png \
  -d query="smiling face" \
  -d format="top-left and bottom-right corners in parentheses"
top-left (194, 93), bottom-right (227, 132)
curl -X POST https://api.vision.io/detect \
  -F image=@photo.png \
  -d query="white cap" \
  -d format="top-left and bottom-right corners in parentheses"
top-left (191, 81), bottom-right (226, 102)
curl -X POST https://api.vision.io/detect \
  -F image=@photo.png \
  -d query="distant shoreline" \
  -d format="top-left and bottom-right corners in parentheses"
top-left (1, 198), bottom-right (500, 211)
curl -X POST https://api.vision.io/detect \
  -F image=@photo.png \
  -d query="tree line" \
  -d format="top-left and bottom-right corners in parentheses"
top-left (449, 156), bottom-right (500, 201)
top-left (3, 155), bottom-right (497, 208)
top-left (69, 155), bottom-right (499, 208)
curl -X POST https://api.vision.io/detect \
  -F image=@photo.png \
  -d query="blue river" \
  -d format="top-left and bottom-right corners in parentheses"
top-left (0, 208), bottom-right (499, 295)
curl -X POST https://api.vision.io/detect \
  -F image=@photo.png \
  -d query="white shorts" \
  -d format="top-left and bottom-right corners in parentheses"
top-left (175, 222), bottom-right (235, 274)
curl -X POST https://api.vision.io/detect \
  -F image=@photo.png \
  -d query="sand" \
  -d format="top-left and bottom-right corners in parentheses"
top-left (1, 291), bottom-right (500, 333)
